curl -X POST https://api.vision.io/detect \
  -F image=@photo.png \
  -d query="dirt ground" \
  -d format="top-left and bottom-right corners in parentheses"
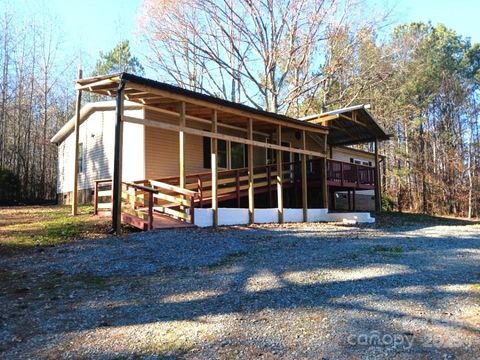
top-left (0, 208), bottom-right (479, 359)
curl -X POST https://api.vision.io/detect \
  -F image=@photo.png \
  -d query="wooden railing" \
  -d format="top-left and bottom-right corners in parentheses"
top-left (93, 158), bottom-right (375, 229)
top-left (326, 159), bottom-right (375, 188)
top-left (93, 178), bottom-right (198, 229)
top-left (155, 162), bottom-right (298, 208)
top-left (143, 179), bottom-right (197, 223)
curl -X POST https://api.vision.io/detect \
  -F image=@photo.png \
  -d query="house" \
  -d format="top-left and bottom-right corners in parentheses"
top-left (51, 73), bottom-right (390, 233)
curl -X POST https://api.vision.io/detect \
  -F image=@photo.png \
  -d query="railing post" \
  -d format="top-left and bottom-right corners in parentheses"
top-left (353, 188), bottom-right (356, 211)
top-left (236, 170), bottom-right (241, 208)
top-left (93, 181), bottom-right (98, 215)
top-left (148, 191), bottom-right (154, 230)
top-left (190, 195), bottom-right (195, 224)
top-left (197, 176), bottom-right (203, 208)
top-left (321, 158), bottom-right (328, 209)
top-left (355, 164), bottom-right (359, 188)
top-left (267, 165), bottom-right (272, 207)
top-left (340, 162), bottom-right (344, 187)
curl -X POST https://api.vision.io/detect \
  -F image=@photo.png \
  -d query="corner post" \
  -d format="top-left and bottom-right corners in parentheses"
top-left (321, 134), bottom-right (328, 209)
top-left (111, 79), bottom-right (126, 234)
top-left (248, 118), bottom-right (254, 224)
top-left (301, 130), bottom-right (308, 222)
top-left (72, 68), bottom-right (82, 215)
top-left (211, 110), bottom-right (218, 226)
top-left (179, 102), bottom-right (186, 189)
top-left (179, 102), bottom-right (186, 213)
top-left (374, 139), bottom-right (381, 212)
top-left (276, 125), bottom-right (283, 223)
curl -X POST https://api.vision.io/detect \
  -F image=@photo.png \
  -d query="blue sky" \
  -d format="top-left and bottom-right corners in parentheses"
top-left (6, 0), bottom-right (480, 73)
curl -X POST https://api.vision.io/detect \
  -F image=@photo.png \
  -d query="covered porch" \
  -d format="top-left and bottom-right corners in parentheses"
top-left (73, 73), bottom-right (334, 233)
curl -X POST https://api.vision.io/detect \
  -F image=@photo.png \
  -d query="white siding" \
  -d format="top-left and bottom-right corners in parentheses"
top-left (57, 109), bottom-right (144, 194)
top-left (331, 147), bottom-right (374, 165)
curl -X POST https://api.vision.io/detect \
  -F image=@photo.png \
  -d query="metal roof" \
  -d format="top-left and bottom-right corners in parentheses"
top-left (300, 104), bottom-right (391, 146)
top-left (75, 72), bottom-right (329, 133)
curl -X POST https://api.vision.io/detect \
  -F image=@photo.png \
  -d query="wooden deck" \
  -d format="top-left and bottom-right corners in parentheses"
top-left (94, 158), bottom-right (376, 231)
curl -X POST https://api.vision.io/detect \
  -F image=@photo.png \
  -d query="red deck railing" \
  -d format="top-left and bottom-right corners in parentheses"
top-left (326, 159), bottom-right (375, 188)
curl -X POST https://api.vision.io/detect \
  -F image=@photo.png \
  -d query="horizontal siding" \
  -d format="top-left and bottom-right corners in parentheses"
top-left (331, 147), bottom-right (374, 164)
top-left (57, 109), bottom-right (144, 194)
top-left (144, 109), bottom-right (273, 177)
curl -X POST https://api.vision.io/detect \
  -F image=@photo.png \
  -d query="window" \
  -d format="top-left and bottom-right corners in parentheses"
top-left (202, 137), bottom-right (227, 169)
top-left (218, 140), bottom-right (227, 168)
top-left (203, 137), bottom-right (244, 169)
top-left (350, 157), bottom-right (371, 166)
top-left (78, 143), bottom-right (84, 173)
top-left (230, 142), bottom-right (245, 169)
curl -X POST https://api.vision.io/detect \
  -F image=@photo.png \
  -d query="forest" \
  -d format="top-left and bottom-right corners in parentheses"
top-left (0, 0), bottom-right (479, 218)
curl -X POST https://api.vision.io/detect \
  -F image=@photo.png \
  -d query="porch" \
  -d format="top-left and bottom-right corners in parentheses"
top-left (93, 158), bottom-right (375, 230)
top-left (70, 73), bottom-right (387, 233)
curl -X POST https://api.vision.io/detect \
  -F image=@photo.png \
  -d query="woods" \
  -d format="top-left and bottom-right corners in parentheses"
top-left (139, 0), bottom-right (480, 218)
top-left (0, 6), bottom-right (74, 202)
top-left (0, 0), bottom-right (478, 217)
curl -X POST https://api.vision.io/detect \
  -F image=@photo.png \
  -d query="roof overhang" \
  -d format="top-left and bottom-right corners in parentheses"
top-left (300, 104), bottom-right (392, 146)
top-left (72, 72), bottom-right (328, 136)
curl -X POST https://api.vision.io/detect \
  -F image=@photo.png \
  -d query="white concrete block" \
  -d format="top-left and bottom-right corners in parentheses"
top-left (194, 208), bottom-right (213, 227)
top-left (218, 208), bottom-right (249, 226)
top-left (254, 208), bottom-right (279, 224)
top-left (307, 208), bottom-right (329, 222)
top-left (284, 208), bottom-right (304, 223)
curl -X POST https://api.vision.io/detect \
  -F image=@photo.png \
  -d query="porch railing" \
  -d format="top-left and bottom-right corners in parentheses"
top-left (326, 159), bottom-right (375, 188)
top-left (93, 158), bottom-right (375, 229)
top-left (93, 178), bottom-right (198, 229)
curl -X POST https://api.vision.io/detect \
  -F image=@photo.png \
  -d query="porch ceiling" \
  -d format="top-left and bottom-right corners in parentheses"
top-left (76, 72), bottom-right (328, 136)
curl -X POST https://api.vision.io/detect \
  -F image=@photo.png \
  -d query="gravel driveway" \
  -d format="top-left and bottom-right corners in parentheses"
top-left (0, 221), bottom-right (479, 359)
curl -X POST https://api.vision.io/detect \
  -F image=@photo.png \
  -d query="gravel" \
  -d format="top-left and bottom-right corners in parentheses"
top-left (0, 222), bottom-right (479, 359)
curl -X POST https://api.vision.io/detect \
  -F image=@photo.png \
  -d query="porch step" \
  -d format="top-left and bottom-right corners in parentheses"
top-left (121, 212), bottom-right (196, 230)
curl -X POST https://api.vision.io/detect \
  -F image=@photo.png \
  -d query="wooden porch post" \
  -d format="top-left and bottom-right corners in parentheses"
top-left (374, 139), bottom-right (381, 212)
top-left (72, 69), bottom-right (82, 216)
top-left (301, 130), bottom-right (308, 222)
top-left (211, 110), bottom-right (218, 226)
top-left (179, 102), bottom-right (186, 189)
top-left (353, 188), bottom-right (356, 211)
top-left (276, 125), bottom-right (283, 223)
top-left (179, 102), bottom-right (186, 214)
top-left (111, 79), bottom-right (126, 235)
top-left (248, 118), bottom-right (254, 224)
top-left (321, 134), bottom-right (328, 209)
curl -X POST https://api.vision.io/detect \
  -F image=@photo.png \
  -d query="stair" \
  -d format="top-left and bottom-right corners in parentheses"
top-left (122, 211), bottom-right (196, 230)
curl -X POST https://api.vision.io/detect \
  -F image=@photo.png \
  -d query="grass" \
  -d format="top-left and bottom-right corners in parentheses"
top-left (0, 205), bottom-right (112, 252)
top-left (374, 211), bottom-right (479, 228)
top-left (206, 251), bottom-right (249, 270)
top-left (369, 245), bottom-right (403, 256)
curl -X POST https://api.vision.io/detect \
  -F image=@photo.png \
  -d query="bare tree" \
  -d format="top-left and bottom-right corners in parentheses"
top-left (139, 0), bottom-right (384, 115)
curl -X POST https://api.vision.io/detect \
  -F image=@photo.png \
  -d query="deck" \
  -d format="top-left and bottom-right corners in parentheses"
top-left (94, 159), bottom-right (375, 230)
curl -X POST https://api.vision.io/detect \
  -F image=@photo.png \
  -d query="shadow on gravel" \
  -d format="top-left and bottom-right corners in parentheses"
top-left (372, 211), bottom-right (480, 232)
top-left (1, 221), bottom-right (479, 358)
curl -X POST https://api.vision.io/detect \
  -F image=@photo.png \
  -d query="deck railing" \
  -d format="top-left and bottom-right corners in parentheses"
top-left (93, 178), bottom-right (198, 229)
top-left (326, 159), bottom-right (375, 188)
top-left (154, 162), bottom-right (297, 208)
top-left (93, 158), bottom-right (375, 229)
